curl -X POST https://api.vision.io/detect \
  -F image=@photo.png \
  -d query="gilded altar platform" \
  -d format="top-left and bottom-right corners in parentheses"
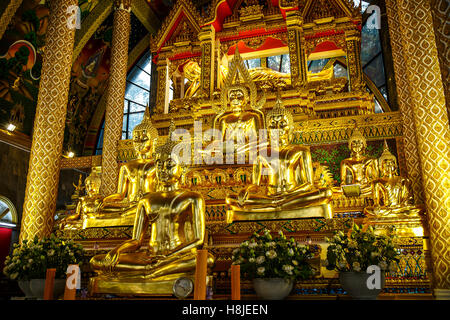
top-left (89, 274), bottom-right (195, 296)
top-left (227, 203), bottom-right (333, 223)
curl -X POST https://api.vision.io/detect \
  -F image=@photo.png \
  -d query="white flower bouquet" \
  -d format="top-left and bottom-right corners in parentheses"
top-left (232, 229), bottom-right (314, 280)
top-left (324, 224), bottom-right (399, 273)
top-left (3, 235), bottom-right (84, 280)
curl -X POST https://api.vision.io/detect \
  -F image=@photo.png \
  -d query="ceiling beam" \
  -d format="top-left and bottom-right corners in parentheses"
top-left (0, 0), bottom-right (23, 40)
top-left (131, 0), bottom-right (161, 34)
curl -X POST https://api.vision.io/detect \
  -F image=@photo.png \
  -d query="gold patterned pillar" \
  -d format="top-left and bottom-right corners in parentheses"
top-left (286, 11), bottom-right (307, 88)
top-left (199, 25), bottom-right (215, 98)
top-left (429, 0), bottom-right (450, 118)
top-left (100, 0), bottom-right (132, 196)
top-left (155, 57), bottom-right (170, 114)
top-left (19, 0), bottom-right (77, 241)
top-left (345, 29), bottom-right (364, 92)
top-left (386, 0), bottom-right (450, 297)
top-left (385, 0), bottom-right (425, 204)
top-left (0, 0), bottom-right (23, 40)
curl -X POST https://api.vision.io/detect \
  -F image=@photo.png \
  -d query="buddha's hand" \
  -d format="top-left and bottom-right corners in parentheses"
top-left (101, 250), bottom-right (119, 273)
top-left (238, 185), bottom-right (258, 206)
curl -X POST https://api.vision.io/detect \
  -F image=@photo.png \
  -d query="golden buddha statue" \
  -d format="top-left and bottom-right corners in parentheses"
top-left (57, 168), bottom-right (103, 230)
top-left (226, 93), bottom-right (333, 222)
top-left (364, 141), bottom-right (423, 217)
top-left (213, 83), bottom-right (264, 143)
top-left (211, 48), bottom-right (265, 159)
top-left (90, 125), bottom-right (214, 295)
top-left (84, 107), bottom-right (159, 228)
top-left (340, 126), bottom-right (379, 197)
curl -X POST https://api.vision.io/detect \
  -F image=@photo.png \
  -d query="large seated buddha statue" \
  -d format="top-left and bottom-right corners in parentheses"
top-left (83, 107), bottom-right (159, 228)
top-left (89, 125), bottom-right (214, 295)
top-left (364, 141), bottom-right (423, 218)
top-left (56, 167), bottom-right (103, 230)
top-left (226, 94), bottom-right (333, 222)
top-left (340, 126), bottom-right (379, 197)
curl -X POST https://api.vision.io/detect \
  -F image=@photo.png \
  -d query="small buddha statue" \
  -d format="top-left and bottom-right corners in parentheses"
top-left (71, 174), bottom-right (85, 203)
top-left (96, 107), bottom-right (159, 219)
top-left (57, 168), bottom-right (103, 230)
top-left (364, 141), bottom-right (423, 217)
top-left (90, 125), bottom-right (214, 285)
top-left (226, 94), bottom-right (333, 221)
top-left (340, 126), bottom-right (379, 197)
top-left (211, 48), bottom-right (265, 159)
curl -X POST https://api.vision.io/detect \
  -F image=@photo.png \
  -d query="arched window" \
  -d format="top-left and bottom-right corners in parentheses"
top-left (94, 50), bottom-right (152, 154)
top-left (360, 0), bottom-right (389, 112)
top-left (122, 50), bottom-right (152, 140)
top-left (0, 196), bottom-right (17, 228)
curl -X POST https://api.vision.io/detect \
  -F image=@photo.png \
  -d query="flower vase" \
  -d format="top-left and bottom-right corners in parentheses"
top-left (339, 271), bottom-right (385, 300)
top-left (30, 279), bottom-right (67, 300)
top-left (252, 278), bottom-right (294, 300)
top-left (18, 280), bottom-right (35, 299)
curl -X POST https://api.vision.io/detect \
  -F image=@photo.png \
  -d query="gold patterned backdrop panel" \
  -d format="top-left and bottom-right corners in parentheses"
top-left (100, 7), bottom-right (131, 196)
top-left (20, 0), bottom-right (77, 241)
top-left (388, 0), bottom-right (450, 290)
top-left (429, 0), bottom-right (450, 119)
top-left (385, 0), bottom-right (425, 205)
top-left (0, 0), bottom-right (23, 40)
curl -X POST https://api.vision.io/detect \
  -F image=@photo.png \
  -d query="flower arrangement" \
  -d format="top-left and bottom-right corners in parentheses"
top-left (3, 235), bottom-right (84, 281)
top-left (231, 229), bottom-right (315, 280)
top-left (324, 224), bottom-right (399, 273)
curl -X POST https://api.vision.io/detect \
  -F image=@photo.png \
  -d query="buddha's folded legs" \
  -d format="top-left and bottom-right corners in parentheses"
top-left (227, 188), bottom-right (332, 211)
top-left (90, 250), bottom-right (215, 280)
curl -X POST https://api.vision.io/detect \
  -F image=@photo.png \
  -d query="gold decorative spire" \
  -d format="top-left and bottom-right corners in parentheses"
top-left (155, 119), bottom-right (178, 157)
top-left (266, 90), bottom-right (293, 129)
top-left (379, 140), bottom-right (397, 167)
top-left (132, 105), bottom-right (159, 139)
top-left (220, 46), bottom-right (258, 112)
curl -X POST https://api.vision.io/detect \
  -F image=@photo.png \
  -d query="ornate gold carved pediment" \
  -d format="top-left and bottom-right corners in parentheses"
top-left (150, 0), bottom-right (203, 53)
top-left (303, 0), bottom-right (355, 23)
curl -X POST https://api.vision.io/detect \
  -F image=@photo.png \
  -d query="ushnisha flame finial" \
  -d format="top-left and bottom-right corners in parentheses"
top-left (266, 89), bottom-right (293, 129)
top-left (155, 119), bottom-right (178, 158)
top-left (132, 105), bottom-right (159, 140)
top-left (379, 140), bottom-right (397, 167)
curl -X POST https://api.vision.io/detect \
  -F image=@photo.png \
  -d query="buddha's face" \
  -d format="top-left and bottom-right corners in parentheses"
top-left (85, 179), bottom-right (99, 196)
top-left (133, 129), bottom-right (153, 156)
top-left (267, 114), bottom-right (291, 145)
top-left (350, 139), bottom-right (365, 155)
top-left (228, 88), bottom-right (246, 112)
top-left (381, 159), bottom-right (397, 176)
top-left (156, 153), bottom-right (182, 186)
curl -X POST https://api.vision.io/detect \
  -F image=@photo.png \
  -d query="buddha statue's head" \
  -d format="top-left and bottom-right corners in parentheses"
top-left (154, 120), bottom-right (182, 187)
top-left (266, 94), bottom-right (294, 146)
top-left (379, 141), bottom-right (398, 177)
top-left (227, 84), bottom-right (249, 113)
top-left (132, 107), bottom-right (159, 159)
top-left (85, 168), bottom-right (101, 196)
top-left (348, 126), bottom-right (367, 156)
